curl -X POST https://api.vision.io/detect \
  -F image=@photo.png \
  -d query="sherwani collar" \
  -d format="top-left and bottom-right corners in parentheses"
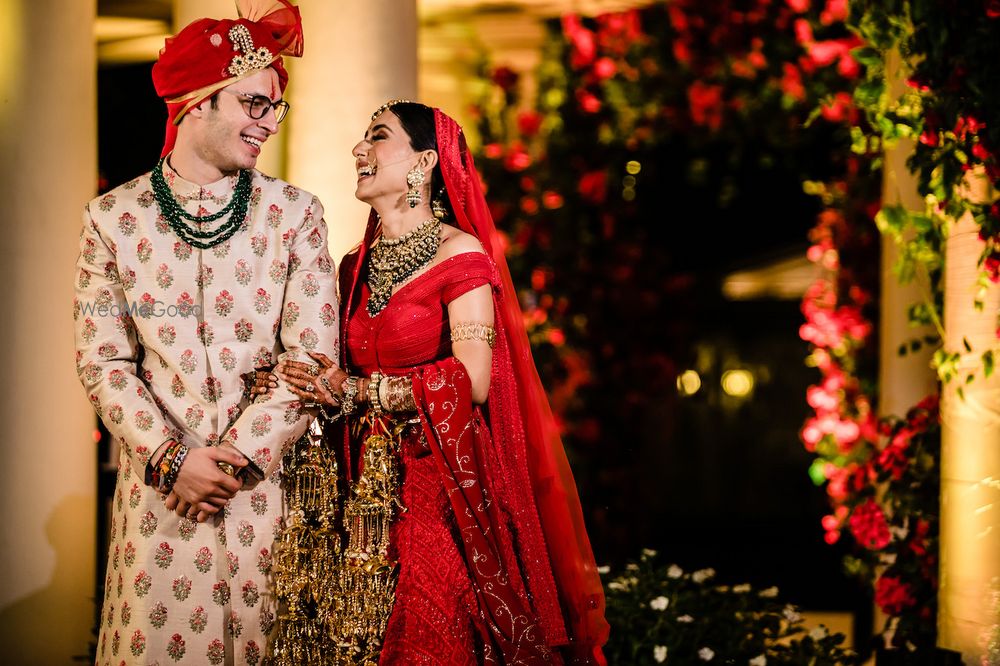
top-left (161, 155), bottom-right (241, 206)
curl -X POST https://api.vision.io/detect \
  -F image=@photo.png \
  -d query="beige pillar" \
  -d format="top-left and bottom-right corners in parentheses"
top-left (173, 0), bottom-right (286, 178)
top-left (286, 0), bottom-right (418, 261)
top-left (878, 135), bottom-right (938, 416)
top-left (879, 51), bottom-right (937, 418)
top-left (0, 0), bottom-right (98, 663)
top-left (875, 50), bottom-right (938, 648)
top-left (938, 172), bottom-right (1000, 660)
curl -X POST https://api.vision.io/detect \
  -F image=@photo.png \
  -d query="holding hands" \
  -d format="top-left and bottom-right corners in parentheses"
top-left (252, 351), bottom-right (347, 408)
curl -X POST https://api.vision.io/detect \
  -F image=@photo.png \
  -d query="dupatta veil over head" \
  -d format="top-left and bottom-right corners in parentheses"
top-left (342, 104), bottom-right (609, 662)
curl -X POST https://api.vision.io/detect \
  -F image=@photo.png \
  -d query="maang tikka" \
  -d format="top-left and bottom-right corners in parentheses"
top-left (405, 165), bottom-right (425, 208)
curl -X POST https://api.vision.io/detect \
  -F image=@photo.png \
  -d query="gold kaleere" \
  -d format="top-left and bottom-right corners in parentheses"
top-left (272, 411), bottom-right (405, 665)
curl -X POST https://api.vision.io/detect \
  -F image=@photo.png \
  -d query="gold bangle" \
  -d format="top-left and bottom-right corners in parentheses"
top-left (368, 371), bottom-right (384, 415)
top-left (340, 376), bottom-right (360, 416)
top-left (450, 322), bottom-right (496, 348)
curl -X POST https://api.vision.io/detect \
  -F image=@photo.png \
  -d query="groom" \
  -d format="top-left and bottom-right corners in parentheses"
top-left (75, 2), bottom-right (337, 662)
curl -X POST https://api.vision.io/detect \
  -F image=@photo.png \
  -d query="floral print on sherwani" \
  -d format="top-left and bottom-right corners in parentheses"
top-left (76, 161), bottom-right (338, 665)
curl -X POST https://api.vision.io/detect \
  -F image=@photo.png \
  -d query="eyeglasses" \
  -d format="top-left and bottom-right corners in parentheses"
top-left (222, 90), bottom-right (290, 123)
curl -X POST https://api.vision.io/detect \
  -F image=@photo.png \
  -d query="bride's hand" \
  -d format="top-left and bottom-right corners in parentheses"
top-left (276, 353), bottom-right (346, 407)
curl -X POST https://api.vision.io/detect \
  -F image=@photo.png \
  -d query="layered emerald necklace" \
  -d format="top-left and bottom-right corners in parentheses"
top-left (151, 157), bottom-right (252, 249)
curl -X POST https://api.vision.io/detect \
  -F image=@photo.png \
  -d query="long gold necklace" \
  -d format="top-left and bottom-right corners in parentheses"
top-left (366, 217), bottom-right (441, 316)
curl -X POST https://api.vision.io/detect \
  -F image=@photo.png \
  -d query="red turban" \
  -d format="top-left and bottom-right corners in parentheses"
top-left (151, 0), bottom-right (304, 157)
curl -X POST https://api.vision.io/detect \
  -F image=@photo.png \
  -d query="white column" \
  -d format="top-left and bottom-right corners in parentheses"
top-left (173, 0), bottom-right (286, 178)
top-left (285, 0), bottom-right (418, 261)
top-left (938, 172), bottom-right (1000, 660)
top-left (0, 0), bottom-right (97, 662)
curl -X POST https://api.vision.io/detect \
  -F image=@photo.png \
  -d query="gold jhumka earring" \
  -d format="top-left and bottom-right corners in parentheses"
top-left (405, 166), bottom-right (425, 208)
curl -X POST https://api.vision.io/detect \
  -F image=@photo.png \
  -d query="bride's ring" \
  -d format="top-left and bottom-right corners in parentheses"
top-left (305, 383), bottom-right (315, 392)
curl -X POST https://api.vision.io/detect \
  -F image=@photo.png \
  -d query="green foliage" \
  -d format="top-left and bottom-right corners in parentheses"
top-left (848, 0), bottom-right (1000, 385)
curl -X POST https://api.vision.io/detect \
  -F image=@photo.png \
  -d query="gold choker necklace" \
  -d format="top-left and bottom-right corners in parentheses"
top-left (367, 218), bottom-right (441, 316)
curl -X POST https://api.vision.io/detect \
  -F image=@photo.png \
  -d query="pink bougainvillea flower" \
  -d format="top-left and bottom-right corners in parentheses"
top-left (849, 500), bottom-right (892, 550)
top-left (541, 191), bottom-right (564, 209)
top-left (807, 385), bottom-right (839, 412)
top-left (809, 40), bottom-right (849, 67)
top-left (972, 142), bottom-right (992, 162)
top-left (503, 144), bottom-right (532, 172)
top-left (919, 128), bottom-right (939, 146)
top-left (800, 419), bottom-right (824, 450)
top-left (785, 0), bottom-right (811, 12)
top-left (673, 39), bottom-right (693, 66)
top-left (491, 66), bottom-right (519, 92)
top-left (576, 89), bottom-right (602, 114)
top-left (578, 170), bottom-right (608, 204)
top-left (820, 0), bottom-right (848, 25)
top-left (794, 18), bottom-right (814, 45)
top-left (547, 328), bottom-right (567, 346)
top-left (483, 143), bottom-right (503, 159)
top-left (593, 56), bottom-right (617, 80)
top-left (748, 50), bottom-right (768, 70)
top-left (666, 4), bottom-right (688, 31)
top-left (875, 575), bottom-right (916, 615)
top-left (781, 63), bottom-right (806, 101)
top-left (836, 52), bottom-right (860, 79)
top-left (516, 110), bottom-right (543, 137)
top-left (562, 14), bottom-right (597, 68)
top-left (687, 81), bottom-right (724, 130)
top-left (820, 91), bottom-right (854, 123)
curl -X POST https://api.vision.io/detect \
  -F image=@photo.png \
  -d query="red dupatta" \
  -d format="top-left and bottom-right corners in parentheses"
top-left (339, 107), bottom-right (608, 663)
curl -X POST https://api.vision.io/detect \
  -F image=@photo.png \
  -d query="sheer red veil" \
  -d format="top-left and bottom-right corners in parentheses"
top-left (341, 106), bottom-right (608, 662)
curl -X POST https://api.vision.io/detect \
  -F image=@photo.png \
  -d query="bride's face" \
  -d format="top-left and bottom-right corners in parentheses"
top-left (352, 110), bottom-right (419, 205)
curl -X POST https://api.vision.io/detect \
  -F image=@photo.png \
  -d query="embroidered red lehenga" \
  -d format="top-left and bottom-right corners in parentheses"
top-left (337, 110), bottom-right (608, 664)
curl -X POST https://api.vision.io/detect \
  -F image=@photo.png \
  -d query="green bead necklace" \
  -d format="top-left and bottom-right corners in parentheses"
top-left (150, 157), bottom-right (253, 249)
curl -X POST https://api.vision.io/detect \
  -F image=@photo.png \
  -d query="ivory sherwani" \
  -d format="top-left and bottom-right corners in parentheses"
top-left (75, 161), bottom-right (338, 665)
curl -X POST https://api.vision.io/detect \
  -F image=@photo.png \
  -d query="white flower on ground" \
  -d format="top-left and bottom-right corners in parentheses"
top-left (758, 586), bottom-right (779, 598)
top-left (749, 655), bottom-right (767, 666)
top-left (699, 647), bottom-right (715, 661)
top-left (677, 614), bottom-right (694, 623)
top-left (782, 605), bottom-right (802, 623)
top-left (809, 625), bottom-right (829, 640)
top-left (597, 565), bottom-right (610, 575)
top-left (733, 583), bottom-right (751, 593)
top-left (642, 548), bottom-right (658, 560)
top-left (607, 581), bottom-right (626, 591)
top-left (692, 568), bottom-right (716, 584)
top-left (650, 596), bottom-right (669, 611)
top-left (654, 645), bottom-right (668, 663)
top-left (667, 564), bottom-right (684, 579)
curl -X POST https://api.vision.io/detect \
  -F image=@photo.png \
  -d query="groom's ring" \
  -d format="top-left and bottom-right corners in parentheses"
top-left (217, 462), bottom-right (236, 477)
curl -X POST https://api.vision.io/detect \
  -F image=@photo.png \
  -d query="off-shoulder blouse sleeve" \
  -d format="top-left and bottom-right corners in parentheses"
top-left (439, 252), bottom-right (498, 305)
